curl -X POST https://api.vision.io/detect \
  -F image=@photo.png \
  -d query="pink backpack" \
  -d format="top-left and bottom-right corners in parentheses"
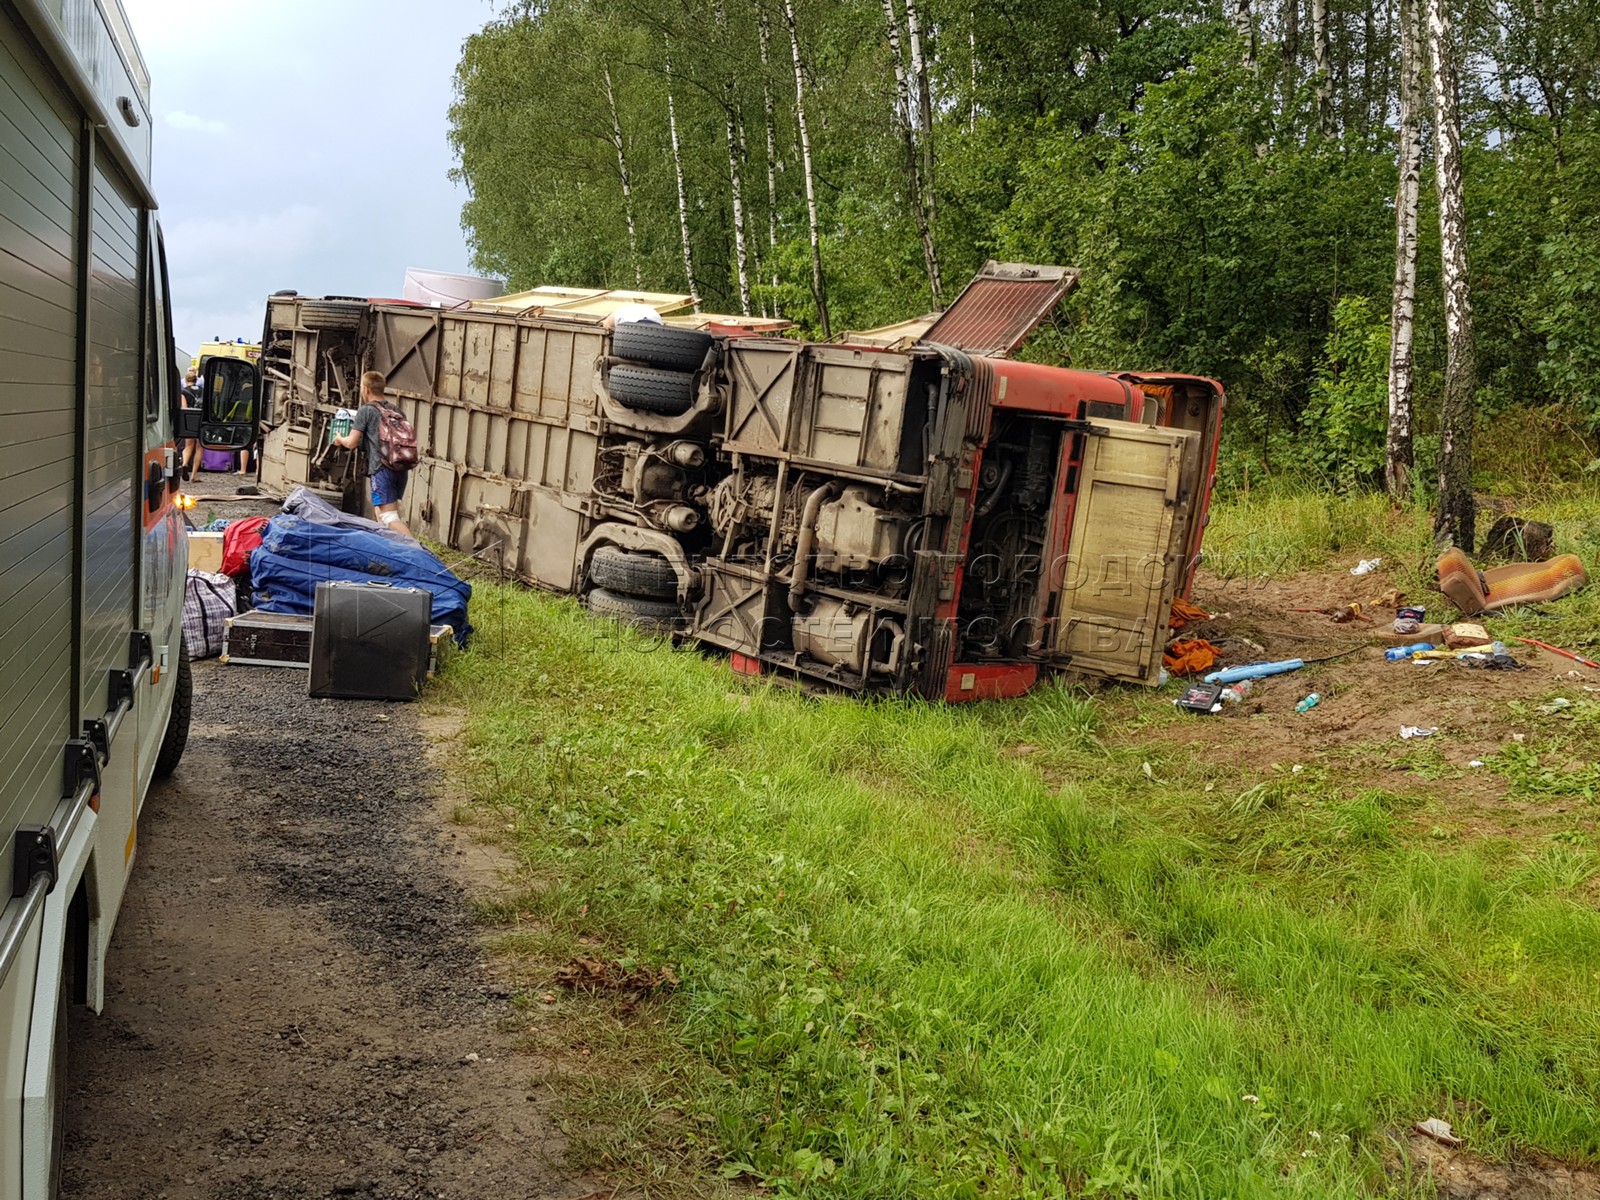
top-left (376, 403), bottom-right (418, 472)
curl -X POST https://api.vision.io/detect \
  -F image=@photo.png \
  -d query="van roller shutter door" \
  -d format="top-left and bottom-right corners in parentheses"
top-left (80, 154), bottom-right (141, 710)
top-left (0, 8), bottom-right (82, 898)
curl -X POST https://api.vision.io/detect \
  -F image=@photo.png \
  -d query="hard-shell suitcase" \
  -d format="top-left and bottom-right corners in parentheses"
top-left (308, 581), bottom-right (432, 701)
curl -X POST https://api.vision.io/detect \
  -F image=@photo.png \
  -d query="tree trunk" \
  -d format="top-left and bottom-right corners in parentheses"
top-left (715, 2), bottom-right (753, 316)
top-left (969, 17), bottom-right (978, 132)
top-left (1426, 0), bottom-right (1477, 549)
top-left (664, 39), bottom-right (700, 311)
top-left (882, 0), bottom-right (940, 306)
top-left (784, 0), bottom-right (829, 337)
top-left (602, 66), bottom-right (642, 289)
top-left (1312, 0), bottom-right (1331, 135)
top-left (903, 0), bottom-right (941, 303)
top-left (1281, 0), bottom-right (1299, 111)
top-left (1384, 0), bottom-right (1423, 501)
top-left (758, 6), bottom-right (781, 312)
top-left (1230, 0), bottom-right (1257, 68)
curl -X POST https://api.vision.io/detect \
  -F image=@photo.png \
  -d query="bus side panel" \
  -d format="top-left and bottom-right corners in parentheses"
top-left (0, 10), bottom-right (83, 1198)
top-left (80, 159), bottom-right (141, 723)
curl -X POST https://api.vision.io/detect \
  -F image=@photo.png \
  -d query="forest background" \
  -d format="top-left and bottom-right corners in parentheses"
top-left (447, 0), bottom-right (1600, 549)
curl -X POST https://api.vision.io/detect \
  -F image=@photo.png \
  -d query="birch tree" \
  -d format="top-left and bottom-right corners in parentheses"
top-left (1230, 0), bottom-right (1257, 69)
top-left (784, 0), bottom-right (829, 337)
top-left (1311, 0), bottom-right (1332, 134)
top-left (882, 0), bottom-right (940, 304)
top-left (664, 37), bottom-right (700, 310)
top-left (758, 6), bottom-right (781, 310)
top-left (602, 66), bottom-right (642, 288)
top-left (715, 1), bottom-right (754, 315)
top-left (903, 0), bottom-right (940, 304)
top-left (1384, 0), bottom-right (1423, 501)
top-left (1426, 0), bottom-right (1477, 548)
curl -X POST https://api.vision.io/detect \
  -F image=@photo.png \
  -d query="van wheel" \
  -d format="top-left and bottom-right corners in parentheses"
top-left (589, 546), bottom-right (679, 599)
top-left (612, 322), bottom-right (715, 372)
top-left (606, 365), bottom-right (696, 416)
top-left (585, 587), bottom-right (683, 636)
top-left (299, 300), bottom-right (365, 331)
top-left (153, 645), bottom-right (192, 779)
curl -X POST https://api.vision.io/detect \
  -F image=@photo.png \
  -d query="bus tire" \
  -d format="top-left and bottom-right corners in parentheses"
top-left (299, 300), bottom-right (365, 331)
top-left (606, 365), bottom-right (696, 415)
top-left (612, 322), bottom-right (714, 372)
top-left (585, 586), bottom-right (683, 636)
top-left (589, 545), bottom-right (679, 599)
top-left (153, 646), bottom-right (192, 779)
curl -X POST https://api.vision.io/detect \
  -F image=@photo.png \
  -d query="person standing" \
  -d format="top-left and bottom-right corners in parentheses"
top-left (180, 367), bottom-right (202, 479)
top-left (332, 370), bottom-right (414, 538)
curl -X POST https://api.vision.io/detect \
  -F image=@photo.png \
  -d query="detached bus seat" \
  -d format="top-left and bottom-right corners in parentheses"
top-left (1437, 547), bottom-right (1588, 615)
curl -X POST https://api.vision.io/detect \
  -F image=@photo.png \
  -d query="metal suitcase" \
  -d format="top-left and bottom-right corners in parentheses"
top-left (308, 581), bottom-right (433, 701)
top-left (226, 608), bottom-right (454, 675)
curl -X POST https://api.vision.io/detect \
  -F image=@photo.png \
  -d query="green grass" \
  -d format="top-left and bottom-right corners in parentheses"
top-left (437, 582), bottom-right (1600, 1199)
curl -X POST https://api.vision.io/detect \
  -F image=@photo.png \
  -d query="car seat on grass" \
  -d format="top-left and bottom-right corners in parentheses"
top-left (1437, 547), bottom-right (1588, 615)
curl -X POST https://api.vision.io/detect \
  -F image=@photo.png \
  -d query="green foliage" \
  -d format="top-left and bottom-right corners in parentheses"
top-left (1300, 298), bottom-right (1393, 490)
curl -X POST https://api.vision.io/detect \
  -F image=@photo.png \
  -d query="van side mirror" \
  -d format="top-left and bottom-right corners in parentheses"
top-left (197, 356), bottom-right (260, 451)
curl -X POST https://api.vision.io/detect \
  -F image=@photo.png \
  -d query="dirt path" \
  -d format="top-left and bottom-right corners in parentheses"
top-left (63, 661), bottom-right (595, 1200)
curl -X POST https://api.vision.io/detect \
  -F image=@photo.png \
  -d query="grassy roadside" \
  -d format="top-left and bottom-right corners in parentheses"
top-left (435, 575), bottom-right (1600, 1198)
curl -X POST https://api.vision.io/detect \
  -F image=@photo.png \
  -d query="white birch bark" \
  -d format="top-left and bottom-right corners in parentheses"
top-left (664, 38), bottom-right (700, 311)
top-left (759, 6), bottom-right (781, 311)
top-left (1384, 0), bottom-right (1422, 501)
top-left (1230, 0), bottom-right (1257, 68)
top-left (784, 0), bottom-right (829, 337)
top-left (1312, 0), bottom-right (1331, 134)
top-left (602, 66), bottom-right (642, 289)
top-left (903, 0), bottom-right (940, 303)
top-left (969, 19), bottom-right (977, 132)
top-left (1426, 0), bottom-right (1477, 548)
top-left (881, 0), bottom-right (939, 304)
top-left (1281, 0), bottom-right (1299, 111)
top-left (715, 2), bottom-right (753, 315)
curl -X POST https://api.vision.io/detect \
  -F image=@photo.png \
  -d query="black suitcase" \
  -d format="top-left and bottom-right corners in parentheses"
top-left (226, 608), bottom-right (456, 675)
top-left (308, 581), bottom-right (433, 701)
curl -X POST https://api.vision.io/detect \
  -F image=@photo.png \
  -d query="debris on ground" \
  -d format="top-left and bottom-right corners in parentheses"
top-left (1400, 725), bottom-right (1439, 739)
top-left (1350, 558), bottom-right (1382, 576)
top-left (1163, 638), bottom-right (1219, 676)
top-left (554, 957), bottom-right (680, 1003)
top-left (1413, 1117), bottom-right (1462, 1147)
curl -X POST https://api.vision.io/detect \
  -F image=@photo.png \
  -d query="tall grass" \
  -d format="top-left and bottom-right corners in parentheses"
top-left (438, 586), bottom-right (1600, 1198)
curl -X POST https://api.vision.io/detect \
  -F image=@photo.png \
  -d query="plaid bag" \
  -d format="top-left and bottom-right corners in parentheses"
top-left (183, 569), bottom-right (236, 659)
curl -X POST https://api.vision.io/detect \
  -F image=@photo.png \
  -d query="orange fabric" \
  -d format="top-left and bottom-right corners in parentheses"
top-left (1163, 638), bottom-right (1218, 676)
top-left (1169, 599), bottom-right (1212, 630)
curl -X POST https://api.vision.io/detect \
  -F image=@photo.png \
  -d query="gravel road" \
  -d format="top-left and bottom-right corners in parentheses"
top-left (62, 658), bottom-right (592, 1200)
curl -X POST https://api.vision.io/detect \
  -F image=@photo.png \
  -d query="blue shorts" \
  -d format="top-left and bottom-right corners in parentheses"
top-left (371, 466), bottom-right (408, 507)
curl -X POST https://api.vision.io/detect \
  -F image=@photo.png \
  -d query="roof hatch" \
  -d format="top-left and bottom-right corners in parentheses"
top-left (918, 261), bottom-right (1081, 357)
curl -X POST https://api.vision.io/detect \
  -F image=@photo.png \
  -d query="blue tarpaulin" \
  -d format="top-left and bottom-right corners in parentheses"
top-left (250, 514), bottom-right (472, 644)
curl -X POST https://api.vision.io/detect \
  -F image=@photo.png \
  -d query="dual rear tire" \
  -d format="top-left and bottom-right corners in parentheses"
top-left (585, 546), bottom-right (683, 636)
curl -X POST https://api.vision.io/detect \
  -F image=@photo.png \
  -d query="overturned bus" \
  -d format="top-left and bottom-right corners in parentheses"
top-left (252, 265), bottom-right (1224, 699)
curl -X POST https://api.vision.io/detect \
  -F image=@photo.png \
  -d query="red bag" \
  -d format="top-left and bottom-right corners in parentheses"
top-left (376, 404), bottom-right (419, 472)
top-left (221, 515), bottom-right (269, 576)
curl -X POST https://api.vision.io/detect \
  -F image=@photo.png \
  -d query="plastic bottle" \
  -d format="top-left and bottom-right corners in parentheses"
top-left (1220, 679), bottom-right (1255, 703)
top-left (1295, 692), bottom-right (1321, 713)
top-left (1385, 642), bottom-right (1435, 661)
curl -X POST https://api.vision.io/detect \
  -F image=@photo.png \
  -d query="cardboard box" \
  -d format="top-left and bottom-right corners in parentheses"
top-left (187, 531), bottom-right (224, 573)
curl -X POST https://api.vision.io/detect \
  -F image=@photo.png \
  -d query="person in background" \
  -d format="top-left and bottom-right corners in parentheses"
top-left (180, 367), bottom-right (202, 480)
top-left (332, 370), bottom-right (413, 538)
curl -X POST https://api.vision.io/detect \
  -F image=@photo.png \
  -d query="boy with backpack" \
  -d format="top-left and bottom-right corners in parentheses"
top-left (333, 370), bottom-right (419, 537)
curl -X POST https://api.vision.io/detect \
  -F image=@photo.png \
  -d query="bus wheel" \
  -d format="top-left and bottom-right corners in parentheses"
top-left (153, 644), bottom-right (192, 779)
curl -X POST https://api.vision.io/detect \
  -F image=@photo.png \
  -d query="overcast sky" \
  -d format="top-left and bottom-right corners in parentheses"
top-left (122, 0), bottom-right (499, 358)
